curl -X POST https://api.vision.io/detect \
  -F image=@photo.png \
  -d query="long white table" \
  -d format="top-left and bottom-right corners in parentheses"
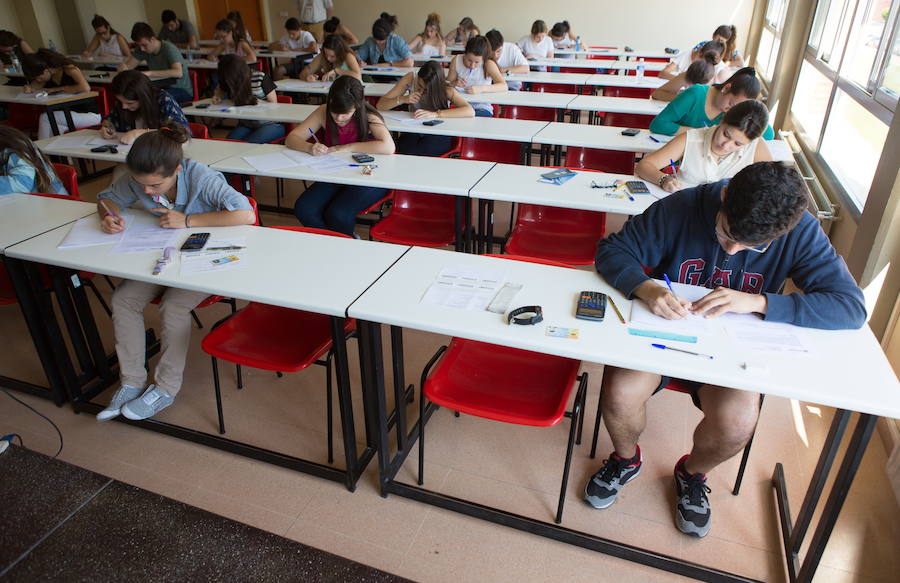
top-left (182, 100), bottom-right (318, 123)
top-left (525, 58), bottom-right (668, 71)
top-left (567, 95), bottom-right (667, 116)
top-left (532, 122), bottom-right (661, 153)
top-left (0, 86), bottom-right (100, 136)
top-left (0, 194), bottom-right (96, 252)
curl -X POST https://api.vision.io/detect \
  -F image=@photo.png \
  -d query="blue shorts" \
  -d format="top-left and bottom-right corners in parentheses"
top-left (655, 376), bottom-right (704, 410)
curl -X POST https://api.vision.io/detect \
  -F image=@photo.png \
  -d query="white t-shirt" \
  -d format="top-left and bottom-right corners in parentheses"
top-left (496, 42), bottom-right (527, 90)
top-left (517, 35), bottom-right (554, 58)
top-left (674, 50), bottom-right (727, 79)
top-left (297, 0), bottom-right (333, 24)
top-left (280, 30), bottom-right (316, 50)
top-left (678, 127), bottom-right (758, 187)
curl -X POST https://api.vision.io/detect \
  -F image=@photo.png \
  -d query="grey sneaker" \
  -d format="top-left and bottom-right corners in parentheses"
top-left (96, 384), bottom-right (143, 421)
top-left (584, 445), bottom-right (642, 509)
top-left (120, 384), bottom-right (175, 420)
top-left (674, 455), bottom-right (712, 537)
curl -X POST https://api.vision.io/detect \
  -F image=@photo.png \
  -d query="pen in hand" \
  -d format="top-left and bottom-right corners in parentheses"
top-left (99, 199), bottom-right (123, 228)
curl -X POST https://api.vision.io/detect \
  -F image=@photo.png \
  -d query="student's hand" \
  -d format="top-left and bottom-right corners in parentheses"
top-left (115, 63), bottom-right (127, 72)
top-left (634, 280), bottom-right (691, 320)
top-left (210, 95), bottom-right (221, 104)
top-left (304, 74), bottom-right (317, 82)
top-left (311, 143), bottom-right (329, 156)
top-left (119, 129), bottom-right (142, 145)
top-left (466, 86), bottom-right (482, 95)
top-left (690, 287), bottom-right (767, 319)
top-left (157, 209), bottom-right (188, 229)
top-left (326, 144), bottom-right (347, 154)
top-left (101, 214), bottom-right (125, 234)
top-left (413, 109), bottom-right (437, 120)
top-left (321, 70), bottom-right (337, 82)
top-left (407, 90), bottom-right (422, 105)
top-left (23, 84), bottom-right (34, 94)
top-left (99, 123), bottom-right (116, 139)
top-left (662, 176), bottom-right (682, 193)
top-left (454, 78), bottom-right (467, 88)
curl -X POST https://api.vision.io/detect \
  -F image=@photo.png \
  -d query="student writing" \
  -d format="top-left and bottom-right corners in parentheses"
top-left (214, 54), bottom-right (284, 143)
top-left (408, 13), bottom-right (446, 57)
top-left (207, 19), bottom-right (258, 65)
top-left (292, 34), bottom-right (361, 82)
top-left (21, 50), bottom-right (101, 139)
top-left (356, 13), bottom-right (414, 68)
top-left (445, 36), bottom-right (507, 117)
top-left (158, 10), bottom-right (198, 49)
top-left (485, 29), bottom-right (528, 91)
top-left (82, 15), bottom-right (132, 60)
top-left (118, 22), bottom-right (194, 104)
top-left (323, 17), bottom-right (358, 46)
top-left (651, 47), bottom-right (719, 102)
top-left (100, 70), bottom-right (188, 144)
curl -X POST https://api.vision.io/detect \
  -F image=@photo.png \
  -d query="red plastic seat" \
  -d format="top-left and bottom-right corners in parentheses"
top-left (601, 111), bottom-right (654, 130)
top-left (504, 206), bottom-right (606, 266)
top-left (528, 82), bottom-right (581, 95)
top-left (454, 136), bottom-right (523, 165)
top-left (500, 104), bottom-right (556, 122)
top-left (188, 122), bottom-right (209, 139)
top-left (369, 189), bottom-right (459, 247)
top-left (190, 70), bottom-right (200, 103)
top-left (418, 254), bottom-right (589, 524)
top-left (566, 145), bottom-right (636, 174)
top-left (50, 163), bottom-right (80, 198)
top-left (603, 86), bottom-right (653, 99)
top-left (200, 226), bottom-right (355, 462)
top-left (275, 95), bottom-right (298, 137)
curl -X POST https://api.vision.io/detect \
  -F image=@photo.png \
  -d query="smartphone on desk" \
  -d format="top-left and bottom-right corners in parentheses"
top-left (352, 153), bottom-right (375, 164)
top-left (195, 103), bottom-right (210, 109)
top-left (621, 128), bottom-right (641, 136)
top-left (422, 120), bottom-right (443, 126)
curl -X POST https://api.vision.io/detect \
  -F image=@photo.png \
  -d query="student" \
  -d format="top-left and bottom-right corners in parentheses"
top-left (226, 10), bottom-right (253, 43)
top-left (485, 30), bottom-right (528, 91)
top-left (0, 126), bottom-right (68, 195)
top-left (214, 54), bottom-right (283, 143)
top-left (298, 0), bottom-right (334, 43)
top-left (661, 40), bottom-right (726, 82)
top-left (323, 16), bottom-right (358, 46)
top-left (376, 61), bottom-right (474, 156)
top-left (293, 34), bottom-right (361, 82)
top-left (119, 23), bottom-right (194, 104)
top-left (0, 30), bottom-right (35, 66)
top-left (158, 10), bottom-right (198, 48)
top-left (649, 67), bottom-right (774, 139)
top-left (408, 13), bottom-right (446, 57)
top-left (694, 25), bottom-right (743, 67)
top-left (550, 21), bottom-right (578, 52)
top-left (207, 19), bottom-right (257, 65)
top-left (445, 17), bottom-right (479, 44)
top-left (270, 17), bottom-right (317, 52)
top-left (82, 15), bottom-right (132, 60)
top-left (21, 50), bottom-right (100, 139)
top-left (95, 122), bottom-right (254, 422)
top-left (100, 70), bottom-right (189, 144)
top-left (356, 13), bottom-right (413, 68)
top-left (586, 161), bottom-right (866, 538)
top-left (517, 20), bottom-right (554, 59)
top-left (652, 49), bottom-right (718, 102)
top-left (446, 36), bottom-right (507, 117)
top-left (286, 76), bottom-right (394, 236)
top-left (637, 100), bottom-right (772, 191)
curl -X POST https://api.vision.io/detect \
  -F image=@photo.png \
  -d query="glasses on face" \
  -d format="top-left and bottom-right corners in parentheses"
top-left (715, 213), bottom-right (773, 254)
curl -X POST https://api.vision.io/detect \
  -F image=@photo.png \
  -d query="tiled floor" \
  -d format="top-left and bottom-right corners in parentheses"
top-left (0, 164), bottom-right (898, 582)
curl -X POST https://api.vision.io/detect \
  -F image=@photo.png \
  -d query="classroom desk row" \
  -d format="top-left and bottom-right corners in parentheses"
top-left (1, 192), bottom-right (896, 583)
top-left (441, 44), bottom-right (678, 59)
top-left (0, 85), bottom-right (99, 136)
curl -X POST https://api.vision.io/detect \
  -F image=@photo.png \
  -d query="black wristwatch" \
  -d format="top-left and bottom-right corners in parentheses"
top-left (507, 305), bottom-right (543, 326)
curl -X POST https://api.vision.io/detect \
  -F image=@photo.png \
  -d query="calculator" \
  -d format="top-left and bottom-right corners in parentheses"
top-left (575, 291), bottom-right (607, 322)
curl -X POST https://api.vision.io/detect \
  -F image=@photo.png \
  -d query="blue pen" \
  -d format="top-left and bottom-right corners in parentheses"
top-left (652, 343), bottom-right (713, 359)
top-left (668, 158), bottom-right (678, 177)
top-left (309, 128), bottom-right (320, 143)
top-left (662, 273), bottom-right (675, 293)
top-left (648, 135), bottom-right (661, 143)
top-left (348, 164), bottom-right (378, 168)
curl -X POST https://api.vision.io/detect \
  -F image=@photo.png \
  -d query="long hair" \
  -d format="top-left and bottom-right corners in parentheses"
top-left (91, 14), bottom-right (118, 36)
top-left (372, 13), bottom-right (397, 41)
top-left (126, 121), bottom-right (189, 176)
top-left (720, 100), bottom-right (769, 141)
top-left (110, 70), bottom-right (163, 128)
top-left (416, 61), bottom-right (451, 112)
top-left (321, 33), bottom-right (351, 72)
top-left (218, 54), bottom-right (256, 106)
top-left (420, 13), bottom-right (442, 39)
top-left (226, 10), bottom-right (249, 42)
top-left (0, 126), bottom-right (57, 193)
top-left (713, 66), bottom-right (761, 99)
top-left (21, 49), bottom-right (74, 82)
top-left (531, 20), bottom-right (548, 36)
top-left (714, 24), bottom-right (737, 61)
top-left (324, 76), bottom-right (383, 145)
top-left (463, 35), bottom-right (492, 75)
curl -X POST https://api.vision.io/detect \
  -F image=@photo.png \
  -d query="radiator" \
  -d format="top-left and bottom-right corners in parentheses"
top-left (779, 130), bottom-right (838, 235)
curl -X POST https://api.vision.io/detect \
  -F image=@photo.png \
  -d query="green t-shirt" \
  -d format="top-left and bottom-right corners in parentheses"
top-left (133, 40), bottom-right (192, 97)
top-left (650, 84), bottom-right (774, 139)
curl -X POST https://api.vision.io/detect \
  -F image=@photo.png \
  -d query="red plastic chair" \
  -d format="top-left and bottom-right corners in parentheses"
top-left (50, 163), bottom-right (80, 198)
top-left (417, 254), bottom-right (589, 524)
top-left (528, 82), bottom-right (581, 95)
top-left (454, 136), bottom-right (523, 165)
top-left (275, 95), bottom-right (298, 136)
top-left (190, 70), bottom-right (201, 103)
top-left (369, 189), bottom-right (459, 247)
top-left (601, 111), bottom-right (654, 130)
top-left (500, 104), bottom-right (556, 122)
top-left (566, 145), bottom-right (636, 174)
top-left (603, 86), bottom-right (653, 100)
top-left (188, 122), bottom-right (209, 139)
top-left (200, 226), bottom-right (356, 463)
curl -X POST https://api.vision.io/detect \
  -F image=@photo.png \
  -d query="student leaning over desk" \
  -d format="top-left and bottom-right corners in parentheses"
top-left (446, 36), bottom-right (507, 117)
top-left (214, 54), bottom-right (284, 144)
top-left (100, 70), bottom-right (189, 145)
top-left (21, 50), bottom-right (102, 140)
top-left (290, 34), bottom-right (361, 82)
top-left (485, 29), bottom-right (528, 91)
top-left (356, 13), bottom-right (414, 68)
top-left (585, 162), bottom-right (865, 539)
top-left (95, 123), bottom-right (254, 422)
top-left (118, 22), bottom-right (193, 105)
top-left (0, 126), bottom-right (68, 195)
top-left (287, 76), bottom-right (395, 237)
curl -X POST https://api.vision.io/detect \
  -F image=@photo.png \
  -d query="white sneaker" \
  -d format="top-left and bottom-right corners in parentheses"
top-left (96, 384), bottom-right (143, 422)
top-left (120, 385), bottom-right (175, 420)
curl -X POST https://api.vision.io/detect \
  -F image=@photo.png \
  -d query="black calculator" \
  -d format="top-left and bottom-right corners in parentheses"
top-left (576, 291), bottom-right (607, 321)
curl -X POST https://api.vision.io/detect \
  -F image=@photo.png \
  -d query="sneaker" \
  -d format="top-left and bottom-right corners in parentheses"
top-left (96, 384), bottom-right (143, 422)
top-left (120, 384), bottom-right (175, 420)
top-left (674, 454), bottom-right (712, 537)
top-left (584, 445), bottom-right (642, 509)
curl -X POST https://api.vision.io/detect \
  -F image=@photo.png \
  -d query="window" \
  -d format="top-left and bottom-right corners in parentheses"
top-left (757, 0), bottom-right (791, 80)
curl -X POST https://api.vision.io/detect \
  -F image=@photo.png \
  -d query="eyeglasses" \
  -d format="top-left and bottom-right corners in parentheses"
top-left (715, 213), bottom-right (773, 254)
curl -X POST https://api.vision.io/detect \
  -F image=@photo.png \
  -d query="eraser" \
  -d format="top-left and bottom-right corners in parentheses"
top-left (741, 362), bottom-right (768, 373)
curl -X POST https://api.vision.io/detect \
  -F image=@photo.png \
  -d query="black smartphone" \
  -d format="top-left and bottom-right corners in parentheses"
top-left (422, 119), bottom-right (444, 126)
top-left (621, 128), bottom-right (641, 136)
top-left (352, 153), bottom-right (375, 163)
top-left (195, 103), bottom-right (210, 109)
top-left (180, 232), bottom-right (210, 252)
top-left (90, 145), bottom-right (118, 153)
top-left (47, 90), bottom-right (64, 95)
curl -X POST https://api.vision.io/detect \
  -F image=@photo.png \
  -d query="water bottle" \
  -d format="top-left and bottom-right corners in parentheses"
top-left (10, 52), bottom-right (21, 72)
top-left (575, 36), bottom-right (582, 52)
top-left (48, 39), bottom-right (57, 52)
top-left (636, 57), bottom-right (645, 78)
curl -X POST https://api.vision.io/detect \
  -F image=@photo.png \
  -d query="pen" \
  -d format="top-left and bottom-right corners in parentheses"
top-left (309, 128), bottom-right (320, 143)
top-left (205, 246), bottom-right (245, 251)
top-left (348, 164), bottom-right (378, 168)
top-left (153, 246), bottom-right (175, 276)
top-left (99, 199), bottom-right (123, 226)
top-left (652, 343), bottom-right (713, 359)
top-left (648, 135), bottom-right (661, 143)
top-left (607, 295), bottom-right (626, 324)
top-left (668, 158), bottom-right (678, 177)
top-left (662, 273), bottom-right (675, 293)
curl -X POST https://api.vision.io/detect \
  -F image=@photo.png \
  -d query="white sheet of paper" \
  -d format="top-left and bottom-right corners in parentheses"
top-left (629, 279), bottom-right (712, 335)
top-left (180, 251), bottom-right (245, 275)
top-left (110, 223), bottom-right (179, 254)
top-left (726, 321), bottom-right (810, 354)
top-left (421, 265), bottom-right (506, 311)
top-left (383, 111), bottom-right (427, 125)
top-left (300, 154), bottom-right (348, 173)
top-left (58, 213), bottom-right (136, 248)
top-left (48, 134), bottom-right (94, 149)
top-left (241, 151), bottom-right (301, 172)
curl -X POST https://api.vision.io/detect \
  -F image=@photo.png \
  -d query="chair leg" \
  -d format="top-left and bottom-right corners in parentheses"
top-left (575, 373), bottom-right (586, 445)
top-left (102, 275), bottom-right (116, 291)
top-left (211, 356), bottom-right (225, 434)
top-left (418, 378), bottom-right (426, 486)
top-left (590, 384), bottom-right (603, 458)
top-left (325, 350), bottom-right (334, 464)
top-left (732, 394), bottom-right (765, 495)
top-left (83, 279), bottom-right (112, 317)
top-left (556, 392), bottom-right (582, 524)
top-left (190, 309), bottom-right (203, 329)
top-left (236, 364), bottom-right (243, 389)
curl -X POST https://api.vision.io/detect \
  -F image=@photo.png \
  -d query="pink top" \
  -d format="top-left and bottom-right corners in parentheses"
top-left (322, 119), bottom-right (361, 147)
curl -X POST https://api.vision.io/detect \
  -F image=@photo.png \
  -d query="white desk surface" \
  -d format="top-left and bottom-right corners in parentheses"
top-left (182, 100), bottom-right (318, 122)
top-left (5, 211), bottom-right (410, 318)
top-left (37, 130), bottom-right (264, 166)
top-left (360, 66), bottom-right (418, 77)
top-left (586, 74), bottom-right (666, 89)
top-left (567, 95), bottom-right (667, 115)
top-left (526, 59), bottom-right (667, 71)
top-left (504, 72), bottom-right (592, 85)
top-left (275, 80), bottom-right (396, 97)
top-left (199, 39), bottom-right (270, 48)
top-left (185, 60), bottom-right (220, 70)
top-left (83, 71), bottom-right (114, 84)
top-left (382, 114), bottom-right (549, 143)
top-left (0, 194), bottom-right (97, 253)
top-left (459, 91), bottom-right (575, 109)
top-left (348, 247), bottom-right (900, 419)
top-left (553, 48), bottom-right (676, 59)
top-left (67, 54), bottom-right (125, 66)
top-left (0, 85), bottom-right (98, 106)
top-left (532, 123), bottom-right (661, 152)
top-left (212, 145), bottom-right (496, 196)
top-left (470, 165), bottom-right (662, 215)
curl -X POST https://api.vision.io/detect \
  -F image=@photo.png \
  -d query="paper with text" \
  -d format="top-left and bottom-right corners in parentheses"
top-left (110, 223), bottom-right (179, 254)
top-left (59, 213), bottom-right (136, 248)
top-left (421, 265), bottom-right (506, 311)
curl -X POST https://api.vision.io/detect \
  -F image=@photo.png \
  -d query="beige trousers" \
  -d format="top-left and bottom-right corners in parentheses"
top-left (112, 279), bottom-right (208, 396)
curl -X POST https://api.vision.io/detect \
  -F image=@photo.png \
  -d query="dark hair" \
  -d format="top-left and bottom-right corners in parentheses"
top-left (701, 40), bottom-right (725, 62)
top-left (91, 15), bottom-right (116, 35)
top-left (373, 13), bottom-right (397, 40)
top-left (131, 22), bottom-right (155, 42)
top-left (531, 20), bottom-right (548, 35)
top-left (421, 12), bottom-right (442, 38)
top-left (722, 162), bottom-right (807, 246)
top-left (324, 76), bottom-right (383, 146)
top-left (226, 11), bottom-right (249, 42)
top-left (161, 10), bottom-right (177, 24)
top-left (720, 100), bottom-right (769, 141)
top-left (21, 50), bottom-right (74, 82)
top-left (416, 61), bottom-right (451, 112)
top-left (714, 67), bottom-right (761, 99)
top-left (126, 121), bottom-right (189, 176)
top-left (685, 59), bottom-right (715, 85)
top-left (550, 21), bottom-right (570, 37)
top-left (485, 29), bottom-right (504, 52)
top-left (713, 24), bottom-right (737, 61)
top-left (110, 70), bottom-right (163, 128)
top-left (218, 54), bottom-right (256, 107)
top-left (0, 30), bottom-right (21, 47)
top-left (321, 34), bottom-right (351, 71)
top-left (285, 17), bottom-right (301, 31)
top-left (324, 16), bottom-right (341, 34)
top-left (0, 126), bottom-right (58, 193)
top-left (459, 17), bottom-right (475, 29)
top-left (464, 35), bottom-right (491, 58)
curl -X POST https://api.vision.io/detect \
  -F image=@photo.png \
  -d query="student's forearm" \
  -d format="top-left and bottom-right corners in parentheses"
top-left (185, 209), bottom-right (255, 227)
top-left (147, 67), bottom-right (181, 79)
top-left (285, 133), bottom-right (316, 152)
top-left (505, 65), bottom-right (529, 74)
top-left (439, 104), bottom-right (474, 118)
top-left (333, 139), bottom-right (394, 155)
top-left (481, 82), bottom-right (507, 93)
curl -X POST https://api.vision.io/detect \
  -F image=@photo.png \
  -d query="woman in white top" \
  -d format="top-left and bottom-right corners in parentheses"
top-left (550, 21), bottom-right (578, 54)
top-left (82, 15), bottom-right (131, 59)
top-left (485, 30), bottom-right (528, 90)
top-left (517, 20), bottom-right (554, 59)
top-left (408, 13), bottom-right (446, 57)
top-left (445, 35), bottom-right (507, 117)
top-left (636, 100), bottom-right (772, 192)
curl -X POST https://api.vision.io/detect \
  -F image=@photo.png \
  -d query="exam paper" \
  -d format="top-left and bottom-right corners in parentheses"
top-left (58, 213), bottom-right (136, 248)
top-left (110, 223), bottom-right (179, 254)
top-left (765, 140), bottom-right (794, 163)
top-left (383, 111), bottom-right (427, 125)
top-left (421, 265), bottom-right (506, 311)
top-left (242, 151), bottom-right (302, 172)
top-left (87, 135), bottom-right (131, 151)
top-left (726, 321), bottom-right (810, 354)
top-left (48, 134), bottom-right (94, 149)
top-left (299, 154), bottom-right (348, 173)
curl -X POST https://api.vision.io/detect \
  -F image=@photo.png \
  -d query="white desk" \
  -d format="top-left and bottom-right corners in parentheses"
top-left (0, 85), bottom-right (98, 107)
top-left (504, 71), bottom-right (592, 86)
top-left (525, 58), bottom-right (667, 71)
top-left (585, 74), bottom-right (666, 89)
top-left (382, 114), bottom-right (548, 143)
top-left (459, 90), bottom-right (575, 109)
top-left (360, 66), bottom-right (418, 78)
top-left (532, 122), bottom-right (661, 153)
top-left (0, 194), bottom-right (96, 253)
top-left (553, 48), bottom-right (676, 59)
top-left (567, 95), bottom-right (666, 116)
top-left (276, 80), bottom-right (396, 97)
top-left (182, 99), bottom-right (318, 123)
top-left (67, 54), bottom-right (125, 66)
top-left (199, 39), bottom-right (269, 48)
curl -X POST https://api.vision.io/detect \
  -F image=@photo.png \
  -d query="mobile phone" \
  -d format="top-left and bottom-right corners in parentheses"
top-left (195, 103), bottom-right (210, 109)
top-left (626, 181), bottom-right (651, 195)
top-left (352, 153), bottom-right (375, 163)
top-left (620, 128), bottom-right (641, 136)
top-left (47, 90), bottom-right (64, 95)
top-left (422, 119), bottom-right (444, 126)
top-left (90, 145), bottom-right (118, 153)
top-left (180, 232), bottom-right (210, 252)
top-left (541, 168), bottom-right (576, 180)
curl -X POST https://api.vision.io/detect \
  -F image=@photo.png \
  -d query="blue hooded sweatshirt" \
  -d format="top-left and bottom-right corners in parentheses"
top-left (595, 180), bottom-right (866, 330)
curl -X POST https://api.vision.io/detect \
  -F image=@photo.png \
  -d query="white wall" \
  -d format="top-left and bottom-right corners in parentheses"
top-left (0, 0), bottom-right (22, 34)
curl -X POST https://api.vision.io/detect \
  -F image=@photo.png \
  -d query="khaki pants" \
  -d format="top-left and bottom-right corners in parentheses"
top-left (301, 21), bottom-right (325, 44)
top-left (112, 280), bottom-right (208, 396)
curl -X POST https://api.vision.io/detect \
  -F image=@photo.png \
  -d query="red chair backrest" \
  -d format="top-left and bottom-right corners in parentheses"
top-left (91, 86), bottom-right (111, 117)
top-left (601, 112), bottom-right (654, 130)
top-left (587, 47), bottom-right (617, 61)
top-left (457, 137), bottom-right (521, 165)
top-left (566, 146), bottom-right (635, 175)
top-left (500, 104), bottom-right (555, 122)
top-left (510, 204), bottom-right (605, 240)
top-left (188, 122), bottom-right (209, 139)
top-left (603, 86), bottom-right (654, 99)
top-left (50, 163), bottom-right (80, 199)
top-left (268, 225), bottom-right (353, 239)
top-left (190, 70), bottom-right (200, 102)
top-left (389, 189), bottom-right (456, 219)
top-left (528, 82), bottom-right (581, 95)
top-left (276, 94), bottom-right (298, 134)
top-left (483, 254), bottom-right (574, 269)
top-left (246, 196), bottom-right (260, 226)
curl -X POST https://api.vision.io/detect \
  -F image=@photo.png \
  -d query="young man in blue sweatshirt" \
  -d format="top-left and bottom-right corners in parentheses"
top-left (585, 162), bottom-right (865, 538)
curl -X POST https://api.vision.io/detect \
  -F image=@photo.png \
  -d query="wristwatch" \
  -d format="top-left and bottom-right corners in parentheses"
top-left (507, 305), bottom-right (543, 326)
top-left (658, 174), bottom-right (674, 188)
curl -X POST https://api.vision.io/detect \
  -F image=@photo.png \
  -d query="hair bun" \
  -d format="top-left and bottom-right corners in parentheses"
top-left (427, 12), bottom-right (440, 23)
top-left (158, 121), bottom-right (190, 144)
